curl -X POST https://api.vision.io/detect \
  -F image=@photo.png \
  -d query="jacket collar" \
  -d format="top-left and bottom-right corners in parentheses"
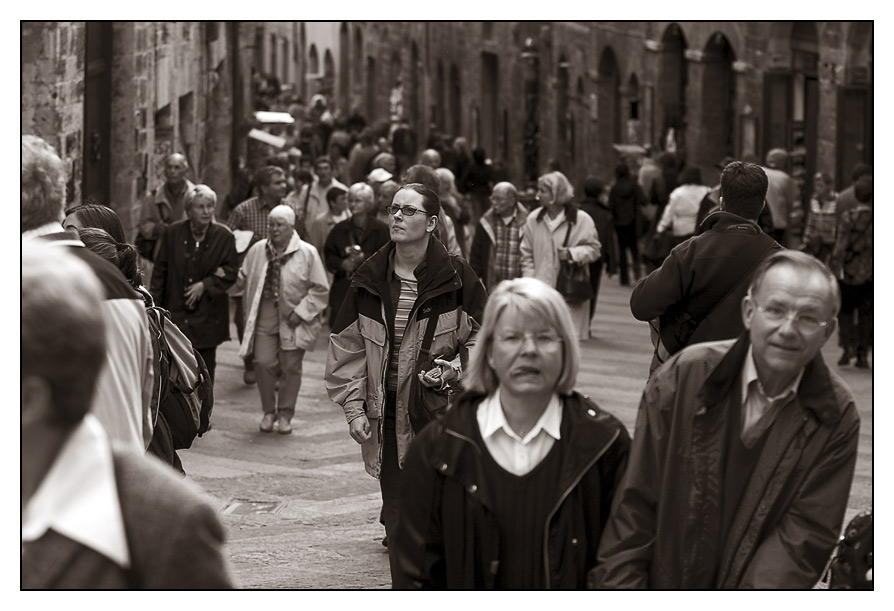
top-left (483, 202), bottom-right (528, 226)
top-left (699, 210), bottom-right (762, 234)
top-left (352, 236), bottom-right (459, 299)
top-left (433, 390), bottom-right (624, 502)
top-left (535, 202), bottom-right (578, 224)
top-left (697, 334), bottom-right (845, 426)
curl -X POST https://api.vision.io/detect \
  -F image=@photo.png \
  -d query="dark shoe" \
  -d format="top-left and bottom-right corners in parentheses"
top-left (855, 355), bottom-right (870, 369)
top-left (838, 350), bottom-right (854, 366)
top-left (244, 368), bottom-right (256, 385)
top-left (275, 416), bottom-right (292, 435)
top-left (259, 413), bottom-right (275, 433)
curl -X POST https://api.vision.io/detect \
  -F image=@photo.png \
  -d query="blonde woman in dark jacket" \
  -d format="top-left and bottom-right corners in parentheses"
top-left (393, 277), bottom-right (630, 589)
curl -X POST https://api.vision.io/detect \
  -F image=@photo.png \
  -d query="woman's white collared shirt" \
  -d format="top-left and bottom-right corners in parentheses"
top-left (476, 389), bottom-right (562, 476)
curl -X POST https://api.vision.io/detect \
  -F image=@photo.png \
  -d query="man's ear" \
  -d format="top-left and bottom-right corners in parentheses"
top-left (742, 293), bottom-right (755, 331)
top-left (21, 376), bottom-right (53, 428)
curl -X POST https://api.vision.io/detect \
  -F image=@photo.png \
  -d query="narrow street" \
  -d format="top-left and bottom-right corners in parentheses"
top-left (179, 276), bottom-right (873, 589)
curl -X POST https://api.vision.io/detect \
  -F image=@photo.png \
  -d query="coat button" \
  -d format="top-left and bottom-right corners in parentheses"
top-left (468, 484), bottom-right (478, 494)
top-left (440, 463), bottom-right (448, 472)
top-left (587, 409), bottom-right (596, 417)
top-left (571, 538), bottom-right (578, 546)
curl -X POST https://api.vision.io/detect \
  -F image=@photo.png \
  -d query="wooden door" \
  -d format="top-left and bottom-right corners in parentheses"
top-left (82, 22), bottom-right (112, 206)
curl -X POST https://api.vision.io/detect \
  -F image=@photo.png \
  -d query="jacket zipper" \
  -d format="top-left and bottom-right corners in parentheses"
top-left (542, 427), bottom-right (620, 589)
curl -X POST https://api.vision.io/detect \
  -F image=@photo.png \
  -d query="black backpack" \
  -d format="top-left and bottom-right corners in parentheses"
top-left (146, 306), bottom-right (214, 450)
top-left (825, 509), bottom-right (873, 590)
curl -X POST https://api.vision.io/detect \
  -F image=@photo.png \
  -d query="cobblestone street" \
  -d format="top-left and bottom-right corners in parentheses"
top-left (179, 277), bottom-right (873, 589)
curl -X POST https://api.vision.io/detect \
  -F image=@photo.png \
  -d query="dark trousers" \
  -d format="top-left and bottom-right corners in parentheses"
top-left (197, 347), bottom-right (217, 383)
top-left (839, 281), bottom-right (873, 355)
top-left (380, 391), bottom-right (402, 587)
top-left (615, 224), bottom-right (639, 285)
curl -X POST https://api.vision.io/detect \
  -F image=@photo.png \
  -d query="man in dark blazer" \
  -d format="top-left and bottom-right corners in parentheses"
top-left (22, 241), bottom-right (234, 590)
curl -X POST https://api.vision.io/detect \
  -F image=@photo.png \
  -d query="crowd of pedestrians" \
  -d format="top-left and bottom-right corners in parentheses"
top-left (22, 94), bottom-right (871, 589)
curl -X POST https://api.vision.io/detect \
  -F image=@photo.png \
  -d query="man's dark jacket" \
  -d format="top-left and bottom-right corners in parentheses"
top-left (592, 335), bottom-right (860, 589)
top-left (393, 391), bottom-right (630, 589)
top-left (630, 211), bottom-right (781, 351)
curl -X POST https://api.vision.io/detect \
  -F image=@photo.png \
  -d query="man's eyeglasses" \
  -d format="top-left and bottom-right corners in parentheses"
top-left (386, 204), bottom-right (428, 217)
top-left (494, 332), bottom-right (563, 351)
top-left (754, 301), bottom-right (829, 334)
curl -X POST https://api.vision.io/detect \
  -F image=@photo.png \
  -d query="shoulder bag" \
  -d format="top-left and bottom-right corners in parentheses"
top-left (556, 220), bottom-right (595, 304)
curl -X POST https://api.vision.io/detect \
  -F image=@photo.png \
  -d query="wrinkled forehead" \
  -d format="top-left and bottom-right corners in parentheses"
top-left (754, 264), bottom-right (836, 309)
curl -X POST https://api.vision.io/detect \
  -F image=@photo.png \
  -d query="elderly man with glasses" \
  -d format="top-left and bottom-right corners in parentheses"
top-left (325, 183), bottom-right (487, 587)
top-left (469, 181), bottom-right (529, 292)
top-left (592, 249), bottom-right (860, 589)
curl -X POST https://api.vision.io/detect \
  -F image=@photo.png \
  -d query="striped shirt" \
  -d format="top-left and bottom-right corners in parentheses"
top-left (387, 274), bottom-right (418, 391)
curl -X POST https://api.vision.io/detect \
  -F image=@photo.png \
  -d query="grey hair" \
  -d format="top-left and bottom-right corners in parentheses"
top-left (184, 184), bottom-right (218, 211)
top-left (747, 250), bottom-right (842, 318)
top-left (22, 135), bottom-right (67, 231)
top-left (465, 277), bottom-right (581, 396)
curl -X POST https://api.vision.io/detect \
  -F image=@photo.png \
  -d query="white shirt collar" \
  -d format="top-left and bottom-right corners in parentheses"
top-left (478, 388), bottom-right (562, 444)
top-left (22, 414), bottom-right (131, 568)
top-left (21, 221), bottom-right (72, 241)
top-left (741, 345), bottom-right (803, 404)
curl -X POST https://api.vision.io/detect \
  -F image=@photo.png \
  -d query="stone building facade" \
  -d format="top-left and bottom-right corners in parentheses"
top-left (22, 21), bottom-right (872, 239)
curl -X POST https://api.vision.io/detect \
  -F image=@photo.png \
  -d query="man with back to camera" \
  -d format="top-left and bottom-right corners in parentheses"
top-left (630, 161), bottom-right (782, 375)
top-left (593, 249), bottom-right (860, 589)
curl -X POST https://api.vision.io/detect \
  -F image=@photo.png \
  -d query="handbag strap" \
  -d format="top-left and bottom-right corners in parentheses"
top-left (562, 218), bottom-right (574, 247)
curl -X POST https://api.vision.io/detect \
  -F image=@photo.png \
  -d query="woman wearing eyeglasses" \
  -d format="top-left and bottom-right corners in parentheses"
top-left (325, 183), bottom-right (488, 587)
top-left (392, 277), bottom-right (630, 589)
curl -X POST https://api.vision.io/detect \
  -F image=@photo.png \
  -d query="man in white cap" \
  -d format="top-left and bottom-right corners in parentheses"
top-left (235, 204), bottom-right (329, 434)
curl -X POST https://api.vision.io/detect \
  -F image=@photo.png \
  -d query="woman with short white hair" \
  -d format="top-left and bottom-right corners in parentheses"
top-left (392, 277), bottom-right (630, 589)
top-left (236, 205), bottom-right (329, 434)
top-left (151, 184), bottom-right (238, 381)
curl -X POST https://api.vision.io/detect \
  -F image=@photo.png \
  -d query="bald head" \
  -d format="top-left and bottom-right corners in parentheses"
top-left (164, 153), bottom-right (189, 185)
top-left (420, 149), bottom-right (441, 169)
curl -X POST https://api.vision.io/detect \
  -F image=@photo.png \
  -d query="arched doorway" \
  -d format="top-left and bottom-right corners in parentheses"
top-left (597, 47), bottom-right (621, 174)
top-left (352, 28), bottom-right (363, 113)
top-left (323, 49), bottom-right (335, 99)
top-left (658, 24), bottom-right (687, 151)
top-left (435, 60), bottom-right (445, 130)
top-left (701, 32), bottom-right (736, 165)
top-left (338, 23), bottom-right (349, 114)
top-left (556, 55), bottom-right (570, 172)
top-left (626, 73), bottom-right (641, 144)
top-left (838, 22), bottom-right (873, 189)
top-left (366, 56), bottom-right (376, 120)
top-left (450, 64), bottom-right (461, 137)
top-left (408, 42), bottom-right (420, 129)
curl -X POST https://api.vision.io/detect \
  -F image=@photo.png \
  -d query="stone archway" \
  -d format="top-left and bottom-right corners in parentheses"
top-left (338, 23), bottom-right (349, 115)
top-left (597, 47), bottom-right (621, 174)
top-left (658, 23), bottom-right (687, 151)
top-left (700, 32), bottom-right (736, 165)
top-left (556, 54), bottom-right (570, 171)
top-left (837, 22), bottom-right (873, 188)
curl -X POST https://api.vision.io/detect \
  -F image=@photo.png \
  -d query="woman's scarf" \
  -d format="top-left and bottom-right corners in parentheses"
top-left (262, 239), bottom-right (296, 302)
